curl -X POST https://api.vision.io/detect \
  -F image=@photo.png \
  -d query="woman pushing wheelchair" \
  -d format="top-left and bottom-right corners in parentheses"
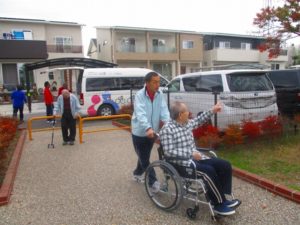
top-left (159, 101), bottom-right (241, 216)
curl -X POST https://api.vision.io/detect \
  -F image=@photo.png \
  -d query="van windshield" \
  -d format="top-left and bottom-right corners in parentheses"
top-left (226, 72), bottom-right (273, 92)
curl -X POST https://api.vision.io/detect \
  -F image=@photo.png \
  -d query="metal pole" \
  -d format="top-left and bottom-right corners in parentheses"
top-left (25, 67), bottom-right (32, 113)
top-left (213, 92), bottom-right (218, 128)
top-left (167, 90), bottom-right (170, 110)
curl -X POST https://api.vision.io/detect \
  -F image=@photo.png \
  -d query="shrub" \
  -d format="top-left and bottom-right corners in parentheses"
top-left (0, 117), bottom-right (18, 150)
top-left (118, 104), bottom-right (134, 115)
top-left (241, 119), bottom-right (261, 140)
top-left (193, 124), bottom-right (222, 148)
top-left (260, 115), bottom-right (283, 137)
top-left (223, 124), bottom-right (244, 146)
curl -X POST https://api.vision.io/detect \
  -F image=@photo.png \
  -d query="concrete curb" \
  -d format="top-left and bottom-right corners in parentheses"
top-left (233, 167), bottom-right (300, 204)
top-left (111, 120), bottom-right (300, 204)
top-left (0, 129), bottom-right (27, 206)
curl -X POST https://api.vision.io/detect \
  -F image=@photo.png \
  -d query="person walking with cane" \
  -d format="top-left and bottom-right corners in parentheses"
top-left (54, 89), bottom-right (81, 145)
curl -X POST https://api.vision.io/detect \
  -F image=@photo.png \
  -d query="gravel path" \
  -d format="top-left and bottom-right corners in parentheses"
top-left (0, 127), bottom-right (299, 225)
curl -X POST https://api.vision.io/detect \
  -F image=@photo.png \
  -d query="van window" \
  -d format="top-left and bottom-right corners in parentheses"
top-left (167, 79), bottom-right (180, 92)
top-left (160, 76), bottom-right (169, 87)
top-left (182, 74), bottom-right (223, 92)
top-left (119, 77), bottom-right (144, 89)
top-left (268, 71), bottom-right (299, 88)
top-left (86, 78), bottom-right (119, 91)
top-left (226, 72), bottom-right (273, 92)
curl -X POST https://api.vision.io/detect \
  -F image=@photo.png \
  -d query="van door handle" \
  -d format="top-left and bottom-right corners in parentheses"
top-left (174, 96), bottom-right (182, 99)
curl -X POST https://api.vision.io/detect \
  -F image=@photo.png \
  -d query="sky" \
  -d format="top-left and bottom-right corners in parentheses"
top-left (0, 0), bottom-right (298, 55)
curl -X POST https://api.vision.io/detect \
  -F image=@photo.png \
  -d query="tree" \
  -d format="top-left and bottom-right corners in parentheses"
top-left (253, 0), bottom-right (300, 58)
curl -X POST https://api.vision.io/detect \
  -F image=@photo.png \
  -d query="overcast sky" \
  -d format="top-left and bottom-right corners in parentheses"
top-left (1, 0), bottom-right (298, 54)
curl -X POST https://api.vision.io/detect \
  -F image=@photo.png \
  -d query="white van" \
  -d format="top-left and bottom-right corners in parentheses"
top-left (165, 69), bottom-right (278, 129)
top-left (78, 68), bottom-right (169, 116)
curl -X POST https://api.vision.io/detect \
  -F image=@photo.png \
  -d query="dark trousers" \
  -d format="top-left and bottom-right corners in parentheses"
top-left (13, 106), bottom-right (24, 121)
top-left (61, 112), bottom-right (76, 142)
top-left (132, 134), bottom-right (156, 185)
top-left (192, 158), bottom-right (232, 205)
top-left (46, 104), bottom-right (53, 121)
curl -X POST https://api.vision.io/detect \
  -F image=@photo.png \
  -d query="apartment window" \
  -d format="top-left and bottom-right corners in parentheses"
top-left (121, 37), bottom-right (135, 52)
top-left (219, 41), bottom-right (230, 49)
top-left (241, 42), bottom-right (251, 50)
top-left (182, 40), bottom-right (194, 49)
top-left (271, 63), bottom-right (280, 70)
top-left (152, 39), bottom-right (166, 52)
top-left (55, 36), bottom-right (72, 52)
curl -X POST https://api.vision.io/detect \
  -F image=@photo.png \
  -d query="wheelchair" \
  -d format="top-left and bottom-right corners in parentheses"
top-left (144, 144), bottom-right (233, 221)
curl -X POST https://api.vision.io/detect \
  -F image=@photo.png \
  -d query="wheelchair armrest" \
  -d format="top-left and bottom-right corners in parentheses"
top-left (196, 147), bottom-right (218, 158)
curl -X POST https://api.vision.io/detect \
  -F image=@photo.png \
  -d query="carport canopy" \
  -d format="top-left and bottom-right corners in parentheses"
top-left (24, 57), bottom-right (118, 111)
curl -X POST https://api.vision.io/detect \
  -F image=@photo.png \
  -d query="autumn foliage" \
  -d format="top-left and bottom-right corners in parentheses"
top-left (260, 115), bottom-right (283, 137)
top-left (118, 104), bottom-right (134, 115)
top-left (241, 120), bottom-right (261, 140)
top-left (192, 115), bottom-right (283, 147)
top-left (0, 117), bottom-right (18, 150)
top-left (193, 124), bottom-right (222, 148)
top-left (222, 124), bottom-right (244, 146)
top-left (253, 0), bottom-right (300, 58)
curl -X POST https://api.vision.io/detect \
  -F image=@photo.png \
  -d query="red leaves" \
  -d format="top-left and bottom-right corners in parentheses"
top-left (242, 120), bottom-right (261, 140)
top-left (253, 0), bottom-right (300, 58)
top-left (193, 124), bottom-right (221, 148)
top-left (260, 115), bottom-right (283, 137)
top-left (193, 116), bottom-right (283, 148)
top-left (0, 117), bottom-right (18, 150)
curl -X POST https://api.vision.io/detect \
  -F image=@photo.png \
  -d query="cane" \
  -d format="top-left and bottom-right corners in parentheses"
top-left (48, 119), bottom-right (56, 149)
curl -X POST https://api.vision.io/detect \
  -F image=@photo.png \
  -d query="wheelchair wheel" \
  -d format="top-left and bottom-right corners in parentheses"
top-left (145, 160), bottom-right (183, 212)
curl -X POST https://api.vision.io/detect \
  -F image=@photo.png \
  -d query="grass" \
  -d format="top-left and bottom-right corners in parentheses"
top-left (217, 132), bottom-right (300, 192)
top-left (115, 118), bottom-right (300, 192)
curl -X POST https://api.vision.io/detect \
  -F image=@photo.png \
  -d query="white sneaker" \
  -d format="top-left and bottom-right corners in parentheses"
top-left (150, 181), bottom-right (160, 193)
top-left (133, 174), bottom-right (145, 183)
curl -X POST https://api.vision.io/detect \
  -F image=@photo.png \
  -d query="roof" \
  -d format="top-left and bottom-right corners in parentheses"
top-left (0, 17), bottom-right (85, 26)
top-left (200, 32), bottom-right (266, 39)
top-left (24, 57), bottom-right (117, 71)
top-left (95, 26), bottom-right (199, 34)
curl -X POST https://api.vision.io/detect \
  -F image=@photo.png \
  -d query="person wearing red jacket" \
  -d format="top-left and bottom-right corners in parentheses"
top-left (44, 81), bottom-right (54, 123)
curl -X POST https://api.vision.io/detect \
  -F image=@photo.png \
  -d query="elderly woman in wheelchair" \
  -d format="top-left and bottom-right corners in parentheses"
top-left (144, 101), bottom-right (241, 220)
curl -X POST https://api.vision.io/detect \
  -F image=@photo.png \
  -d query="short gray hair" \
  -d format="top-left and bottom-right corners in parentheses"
top-left (144, 71), bottom-right (159, 83)
top-left (170, 101), bottom-right (185, 120)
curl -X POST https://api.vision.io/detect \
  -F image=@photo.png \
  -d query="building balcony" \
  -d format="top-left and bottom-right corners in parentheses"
top-left (0, 39), bottom-right (48, 59)
top-left (47, 45), bottom-right (83, 54)
top-left (205, 48), bottom-right (261, 62)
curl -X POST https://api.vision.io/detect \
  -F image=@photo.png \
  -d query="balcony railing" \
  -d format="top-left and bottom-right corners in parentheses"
top-left (116, 44), bottom-right (176, 53)
top-left (150, 46), bottom-right (176, 53)
top-left (47, 45), bottom-right (83, 53)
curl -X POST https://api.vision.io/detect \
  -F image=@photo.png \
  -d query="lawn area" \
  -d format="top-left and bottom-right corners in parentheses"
top-left (217, 132), bottom-right (300, 192)
top-left (114, 118), bottom-right (300, 192)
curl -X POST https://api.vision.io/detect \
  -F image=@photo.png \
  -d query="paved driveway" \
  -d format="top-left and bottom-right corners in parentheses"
top-left (0, 124), bottom-right (299, 225)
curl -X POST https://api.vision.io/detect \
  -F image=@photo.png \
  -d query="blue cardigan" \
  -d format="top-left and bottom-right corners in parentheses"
top-left (131, 87), bottom-right (170, 137)
top-left (54, 94), bottom-right (81, 118)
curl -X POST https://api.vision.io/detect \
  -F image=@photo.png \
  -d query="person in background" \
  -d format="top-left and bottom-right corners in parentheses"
top-left (159, 101), bottom-right (241, 216)
top-left (44, 81), bottom-right (54, 123)
top-left (54, 89), bottom-right (81, 145)
top-left (131, 71), bottom-right (170, 192)
top-left (58, 83), bottom-right (69, 96)
top-left (11, 85), bottom-right (27, 122)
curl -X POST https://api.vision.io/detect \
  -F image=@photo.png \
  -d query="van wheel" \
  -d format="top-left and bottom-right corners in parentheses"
top-left (97, 105), bottom-right (114, 116)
